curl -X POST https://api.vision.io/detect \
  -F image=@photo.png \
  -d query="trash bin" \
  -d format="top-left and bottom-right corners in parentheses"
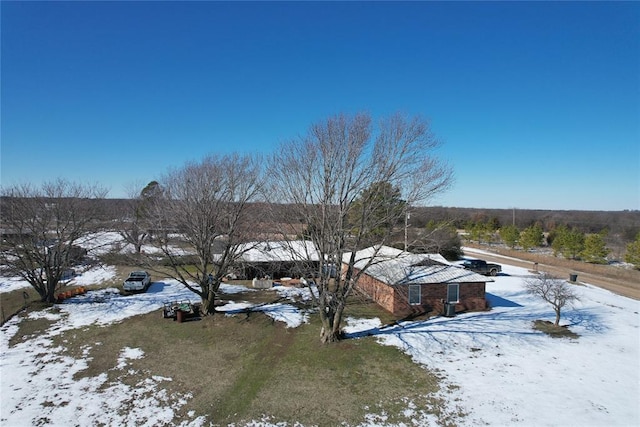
top-left (569, 273), bottom-right (578, 282)
top-left (176, 310), bottom-right (185, 323)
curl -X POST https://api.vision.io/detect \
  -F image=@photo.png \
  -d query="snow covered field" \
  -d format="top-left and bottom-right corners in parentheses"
top-left (1, 260), bottom-right (638, 426)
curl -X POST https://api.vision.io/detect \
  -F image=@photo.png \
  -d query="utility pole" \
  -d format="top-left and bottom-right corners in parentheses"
top-left (404, 210), bottom-right (410, 252)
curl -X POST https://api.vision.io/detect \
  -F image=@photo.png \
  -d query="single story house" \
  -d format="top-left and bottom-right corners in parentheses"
top-left (227, 240), bottom-right (321, 280)
top-left (344, 245), bottom-right (492, 317)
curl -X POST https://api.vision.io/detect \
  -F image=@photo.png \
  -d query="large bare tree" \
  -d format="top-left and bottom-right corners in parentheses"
top-left (0, 179), bottom-right (108, 303)
top-left (144, 154), bottom-right (264, 315)
top-left (270, 112), bottom-right (453, 343)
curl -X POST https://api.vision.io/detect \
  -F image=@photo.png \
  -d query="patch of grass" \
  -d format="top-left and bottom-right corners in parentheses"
top-left (27, 289), bottom-right (451, 426)
top-left (533, 320), bottom-right (579, 339)
top-left (98, 252), bottom-right (141, 267)
top-left (56, 324), bottom-right (124, 381)
top-left (221, 312), bottom-right (443, 427)
top-left (343, 297), bottom-right (397, 326)
top-left (1, 287), bottom-right (45, 326)
top-left (8, 308), bottom-right (59, 346)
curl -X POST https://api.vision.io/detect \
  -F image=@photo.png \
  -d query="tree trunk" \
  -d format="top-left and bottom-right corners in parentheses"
top-left (554, 307), bottom-right (561, 326)
top-left (36, 278), bottom-right (56, 304)
top-left (201, 290), bottom-right (216, 315)
top-left (46, 283), bottom-right (57, 304)
top-left (35, 285), bottom-right (48, 303)
top-left (319, 303), bottom-right (345, 344)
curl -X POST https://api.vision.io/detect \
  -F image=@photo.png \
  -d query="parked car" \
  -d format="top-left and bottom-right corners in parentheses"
top-left (123, 270), bottom-right (152, 292)
top-left (461, 259), bottom-right (502, 276)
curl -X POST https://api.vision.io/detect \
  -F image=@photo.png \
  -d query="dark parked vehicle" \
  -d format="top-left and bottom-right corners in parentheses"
top-left (462, 259), bottom-right (502, 276)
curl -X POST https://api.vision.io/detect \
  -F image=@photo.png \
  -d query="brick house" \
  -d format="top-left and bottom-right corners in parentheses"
top-left (344, 246), bottom-right (492, 317)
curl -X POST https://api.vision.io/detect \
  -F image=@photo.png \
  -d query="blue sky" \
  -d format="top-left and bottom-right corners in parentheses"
top-left (2, 1), bottom-right (638, 211)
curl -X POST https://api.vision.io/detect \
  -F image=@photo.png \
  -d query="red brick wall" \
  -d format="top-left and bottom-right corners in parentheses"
top-left (458, 282), bottom-right (487, 312)
top-left (354, 270), bottom-right (397, 313)
top-left (353, 266), bottom-right (487, 316)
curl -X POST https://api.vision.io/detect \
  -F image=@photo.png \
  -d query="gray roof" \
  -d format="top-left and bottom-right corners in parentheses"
top-left (226, 240), bottom-right (320, 263)
top-left (346, 245), bottom-right (492, 285)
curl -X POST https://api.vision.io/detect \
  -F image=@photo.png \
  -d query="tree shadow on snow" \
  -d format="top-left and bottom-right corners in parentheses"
top-left (345, 303), bottom-right (607, 340)
top-left (563, 308), bottom-right (609, 334)
top-left (147, 281), bottom-right (166, 293)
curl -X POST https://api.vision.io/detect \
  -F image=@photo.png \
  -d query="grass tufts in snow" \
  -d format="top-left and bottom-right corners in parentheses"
top-left (533, 320), bottom-right (579, 339)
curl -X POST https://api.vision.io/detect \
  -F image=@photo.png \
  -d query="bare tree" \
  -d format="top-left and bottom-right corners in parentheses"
top-left (524, 273), bottom-right (580, 326)
top-left (270, 112), bottom-right (452, 343)
top-left (0, 180), bottom-right (108, 303)
top-left (117, 181), bottom-right (162, 254)
top-left (144, 154), bottom-right (264, 315)
top-left (410, 219), bottom-right (462, 260)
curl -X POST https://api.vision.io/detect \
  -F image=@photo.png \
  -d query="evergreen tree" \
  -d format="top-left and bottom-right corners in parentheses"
top-left (563, 228), bottom-right (585, 260)
top-left (520, 224), bottom-right (544, 250)
top-left (551, 225), bottom-right (584, 260)
top-left (582, 230), bottom-right (610, 264)
top-left (624, 233), bottom-right (640, 269)
top-left (347, 181), bottom-right (406, 243)
top-left (118, 181), bottom-right (163, 253)
top-left (467, 221), bottom-right (491, 244)
top-left (500, 224), bottom-right (520, 249)
top-left (465, 221), bottom-right (478, 242)
top-left (550, 225), bottom-right (568, 256)
top-left (488, 217), bottom-right (501, 232)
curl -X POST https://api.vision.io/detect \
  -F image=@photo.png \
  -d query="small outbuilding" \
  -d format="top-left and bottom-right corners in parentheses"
top-left (344, 245), bottom-right (492, 317)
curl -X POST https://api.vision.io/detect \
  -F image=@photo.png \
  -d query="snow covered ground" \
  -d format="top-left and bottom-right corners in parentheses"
top-left (346, 263), bottom-right (640, 426)
top-left (0, 274), bottom-right (309, 427)
top-left (1, 260), bottom-right (639, 426)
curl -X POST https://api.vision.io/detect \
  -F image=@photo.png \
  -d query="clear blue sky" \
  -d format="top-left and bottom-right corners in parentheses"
top-left (2, 1), bottom-right (638, 211)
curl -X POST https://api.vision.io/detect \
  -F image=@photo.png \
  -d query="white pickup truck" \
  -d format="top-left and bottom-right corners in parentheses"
top-left (123, 271), bottom-right (152, 292)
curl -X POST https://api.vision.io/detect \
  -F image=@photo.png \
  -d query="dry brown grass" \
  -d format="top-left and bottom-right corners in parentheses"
top-left (532, 320), bottom-right (579, 339)
top-left (1, 286), bottom-right (41, 325)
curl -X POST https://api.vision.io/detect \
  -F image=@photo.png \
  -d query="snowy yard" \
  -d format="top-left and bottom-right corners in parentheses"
top-left (1, 261), bottom-right (638, 426)
top-left (346, 264), bottom-right (640, 426)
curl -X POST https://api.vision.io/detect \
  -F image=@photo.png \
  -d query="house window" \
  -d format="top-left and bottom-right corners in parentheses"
top-left (408, 285), bottom-right (421, 305)
top-left (447, 283), bottom-right (459, 303)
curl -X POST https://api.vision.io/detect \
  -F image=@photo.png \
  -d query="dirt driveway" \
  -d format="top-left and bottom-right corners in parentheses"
top-left (463, 247), bottom-right (640, 301)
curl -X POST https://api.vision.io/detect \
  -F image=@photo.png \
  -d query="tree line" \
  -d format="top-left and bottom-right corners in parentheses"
top-left (407, 206), bottom-right (640, 239)
top-left (462, 218), bottom-right (640, 268)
